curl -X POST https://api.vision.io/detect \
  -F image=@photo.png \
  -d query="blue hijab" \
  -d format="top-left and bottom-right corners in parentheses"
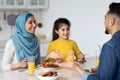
top-left (12, 12), bottom-right (40, 66)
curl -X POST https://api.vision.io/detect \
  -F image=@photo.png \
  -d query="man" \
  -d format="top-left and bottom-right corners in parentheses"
top-left (55, 2), bottom-right (120, 80)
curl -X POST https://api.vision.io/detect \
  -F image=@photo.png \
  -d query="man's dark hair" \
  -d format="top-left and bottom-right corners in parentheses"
top-left (108, 2), bottom-right (120, 17)
top-left (105, 2), bottom-right (120, 34)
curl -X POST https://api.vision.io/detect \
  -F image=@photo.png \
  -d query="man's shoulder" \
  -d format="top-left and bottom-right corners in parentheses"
top-left (104, 38), bottom-right (120, 49)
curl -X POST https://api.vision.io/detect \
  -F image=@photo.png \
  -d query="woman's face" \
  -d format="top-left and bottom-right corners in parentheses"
top-left (25, 16), bottom-right (37, 34)
top-left (55, 24), bottom-right (70, 40)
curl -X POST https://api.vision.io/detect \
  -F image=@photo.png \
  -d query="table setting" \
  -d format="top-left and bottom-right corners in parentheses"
top-left (0, 57), bottom-right (97, 80)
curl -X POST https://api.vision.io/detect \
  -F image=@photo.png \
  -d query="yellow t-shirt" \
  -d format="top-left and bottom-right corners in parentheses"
top-left (46, 39), bottom-right (82, 62)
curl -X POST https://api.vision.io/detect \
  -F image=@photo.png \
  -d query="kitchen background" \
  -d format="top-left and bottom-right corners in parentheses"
top-left (0, 0), bottom-right (119, 71)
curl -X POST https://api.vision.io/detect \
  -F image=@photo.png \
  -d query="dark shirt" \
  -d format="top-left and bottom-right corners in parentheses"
top-left (82, 30), bottom-right (120, 80)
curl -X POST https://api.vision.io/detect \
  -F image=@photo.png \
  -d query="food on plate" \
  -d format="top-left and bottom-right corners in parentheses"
top-left (36, 70), bottom-right (59, 80)
top-left (84, 68), bottom-right (97, 73)
top-left (40, 62), bottom-right (58, 68)
top-left (39, 71), bottom-right (57, 77)
top-left (91, 68), bottom-right (97, 73)
top-left (40, 62), bottom-right (52, 68)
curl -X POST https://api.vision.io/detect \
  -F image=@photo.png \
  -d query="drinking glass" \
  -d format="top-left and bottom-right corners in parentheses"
top-left (95, 45), bottom-right (101, 68)
top-left (27, 56), bottom-right (35, 75)
top-left (96, 57), bottom-right (99, 67)
top-left (67, 50), bottom-right (74, 63)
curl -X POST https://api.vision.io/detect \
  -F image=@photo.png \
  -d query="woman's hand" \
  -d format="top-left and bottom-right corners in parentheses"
top-left (19, 58), bottom-right (28, 68)
top-left (11, 58), bottom-right (28, 70)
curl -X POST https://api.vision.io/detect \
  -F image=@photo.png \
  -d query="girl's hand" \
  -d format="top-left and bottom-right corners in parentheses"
top-left (48, 50), bottom-right (63, 59)
top-left (19, 58), bottom-right (28, 68)
top-left (43, 50), bottom-right (63, 62)
top-left (77, 53), bottom-right (85, 62)
top-left (54, 58), bottom-right (62, 63)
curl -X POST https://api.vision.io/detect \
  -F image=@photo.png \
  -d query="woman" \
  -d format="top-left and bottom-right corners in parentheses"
top-left (2, 12), bottom-right (40, 71)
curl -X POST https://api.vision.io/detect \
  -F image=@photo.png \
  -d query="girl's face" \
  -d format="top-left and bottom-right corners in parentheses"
top-left (55, 24), bottom-right (70, 40)
top-left (25, 16), bottom-right (37, 34)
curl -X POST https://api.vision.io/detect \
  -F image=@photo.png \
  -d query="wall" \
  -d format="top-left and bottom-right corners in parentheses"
top-left (0, 0), bottom-right (120, 57)
top-left (0, 10), bottom-right (42, 40)
top-left (40, 0), bottom-right (120, 57)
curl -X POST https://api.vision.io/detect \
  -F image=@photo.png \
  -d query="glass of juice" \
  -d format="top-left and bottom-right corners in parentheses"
top-left (96, 58), bottom-right (99, 67)
top-left (95, 45), bottom-right (100, 67)
top-left (27, 56), bottom-right (35, 75)
top-left (67, 50), bottom-right (74, 63)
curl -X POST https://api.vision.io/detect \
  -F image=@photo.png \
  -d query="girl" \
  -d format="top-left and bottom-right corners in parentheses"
top-left (44, 18), bottom-right (84, 62)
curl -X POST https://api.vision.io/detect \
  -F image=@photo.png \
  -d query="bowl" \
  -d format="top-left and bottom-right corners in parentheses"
top-left (36, 70), bottom-right (60, 80)
top-left (39, 67), bottom-right (56, 72)
top-left (36, 74), bottom-right (59, 80)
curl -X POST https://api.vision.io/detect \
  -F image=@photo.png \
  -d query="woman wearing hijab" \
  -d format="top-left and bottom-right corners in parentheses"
top-left (2, 12), bottom-right (40, 71)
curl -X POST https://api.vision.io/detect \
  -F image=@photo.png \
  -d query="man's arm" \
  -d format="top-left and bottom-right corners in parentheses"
top-left (87, 44), bottom-right (118, 80)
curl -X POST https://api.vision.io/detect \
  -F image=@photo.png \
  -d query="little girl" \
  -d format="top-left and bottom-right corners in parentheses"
top-left (44, 18), bottom-right (85, 62)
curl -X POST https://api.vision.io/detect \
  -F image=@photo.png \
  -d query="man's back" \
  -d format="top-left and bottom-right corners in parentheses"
top-left (90, 30), bottom-right (120, 80)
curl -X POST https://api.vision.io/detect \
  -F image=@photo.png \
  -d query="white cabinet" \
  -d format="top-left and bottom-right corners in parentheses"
top-left (0, 0), bottom-right (49, 9)
top-left (0, 0), bottom-right (26, 9)
top-left (28, 0), bottom-right (49, 9)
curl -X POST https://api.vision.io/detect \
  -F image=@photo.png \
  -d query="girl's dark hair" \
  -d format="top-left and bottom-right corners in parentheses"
top-left (52, 18), bottom-right (71, 41)
top-left (108, 2), bottom-right (120, 17)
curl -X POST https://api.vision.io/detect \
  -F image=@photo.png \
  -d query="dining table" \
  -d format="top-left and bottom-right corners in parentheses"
top-left (0, 57), bottom-right (96, 80)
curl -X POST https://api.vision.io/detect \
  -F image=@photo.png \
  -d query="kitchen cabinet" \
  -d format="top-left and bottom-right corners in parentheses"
top-left (0, 0), bottom-right (26, 9)
top-left (28, 0), bottom-right (49, 9)
top-left (0, 0), bottom-right (49, 9)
